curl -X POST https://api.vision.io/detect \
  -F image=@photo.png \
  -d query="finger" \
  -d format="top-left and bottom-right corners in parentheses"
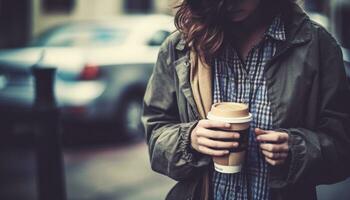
top-left (255, 128), bottom-right (271, 135)
top-left (260, 143), bottom-right (289, 152)
top-left (265, 157), bottom-right (285, 166)
top-left (198, 145), bottom-right (229, 157)
top-left (197, 137), bottom-right (238, 149)
top-left (197, 128), bottom-right (240, 140)
top-left (199, 120), bottom-right (231, 129)
top-left (262, 150), bottom-right (288, 160)
top-left (257, 131), bottom-right (288, 143)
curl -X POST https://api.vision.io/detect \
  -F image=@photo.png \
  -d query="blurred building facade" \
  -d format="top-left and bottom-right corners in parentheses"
top-left (1, 0), bottom-right (336, 49)
top-left (0, 0), bottom-right (31, 48)
top-left (0, 0), bottom-right (175, 49)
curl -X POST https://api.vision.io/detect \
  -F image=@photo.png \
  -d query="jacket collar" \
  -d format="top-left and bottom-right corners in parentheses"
top-left (282, 3), bottom-right (312, 45)
top-left (175, 3), bottom-right (311, 51)
top-left (176, 34), bottom-right (187, 51)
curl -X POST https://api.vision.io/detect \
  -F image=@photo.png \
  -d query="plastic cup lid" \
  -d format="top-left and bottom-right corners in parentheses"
top-left (207, 112), bottom-right (253, 123)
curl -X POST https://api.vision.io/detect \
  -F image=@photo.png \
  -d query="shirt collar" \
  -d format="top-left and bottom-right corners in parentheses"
top-left (265, 15), bottom-right (286, 41)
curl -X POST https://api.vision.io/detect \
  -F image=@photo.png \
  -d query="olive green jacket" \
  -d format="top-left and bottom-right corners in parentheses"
top-left (142, 4), bottom-right (350, 200)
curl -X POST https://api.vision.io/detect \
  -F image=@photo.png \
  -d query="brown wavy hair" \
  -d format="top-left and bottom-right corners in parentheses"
top-left (175, 0), bottom-right (296, 63)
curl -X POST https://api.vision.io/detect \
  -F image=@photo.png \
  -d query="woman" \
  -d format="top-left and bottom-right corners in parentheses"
top-left (142, 0), bottom-right (350, 199)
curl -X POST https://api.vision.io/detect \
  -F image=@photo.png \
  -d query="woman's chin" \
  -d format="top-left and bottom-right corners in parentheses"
top-left (229, 12), bottom-right (249, 23)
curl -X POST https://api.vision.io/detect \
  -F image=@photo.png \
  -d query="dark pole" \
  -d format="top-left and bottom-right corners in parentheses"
top-left (32, 66), bottom-right (66, 200)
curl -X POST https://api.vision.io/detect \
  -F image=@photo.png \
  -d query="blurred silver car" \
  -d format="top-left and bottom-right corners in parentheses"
top-left (0, 14), bottom-right (175, 141)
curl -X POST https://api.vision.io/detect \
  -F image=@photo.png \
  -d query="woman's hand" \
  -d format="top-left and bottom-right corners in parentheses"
top-left (255, 128), bottom-right (289, 166)
top-left (191, 120), bottom-right (240, 156)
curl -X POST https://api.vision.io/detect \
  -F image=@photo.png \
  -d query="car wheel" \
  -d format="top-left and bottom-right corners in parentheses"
top-left (120, 94), bottom-right (144, 141)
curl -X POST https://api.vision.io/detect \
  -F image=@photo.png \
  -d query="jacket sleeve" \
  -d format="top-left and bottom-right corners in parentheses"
top-left (142, 40), bottom-right (211, 181)
top-left (270, 28), bottom-right (350, 188)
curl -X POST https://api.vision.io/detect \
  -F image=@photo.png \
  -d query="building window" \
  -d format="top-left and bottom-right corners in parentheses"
top-left (304, 0), bottom-right (324, 13)
top-left (339, 6), bottom-right (350, 49)
top-left (42, 0), bottom-right (75, 13)
top-left (0, 0), bottom-right (30, 48)
top-left (124, 0), bottom-right (153, 13)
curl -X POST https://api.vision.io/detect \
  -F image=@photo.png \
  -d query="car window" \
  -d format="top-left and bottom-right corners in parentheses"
top-left (148, 30), bottom-right (171, 46)
top-left (33, 25), bottom-right (129, 47)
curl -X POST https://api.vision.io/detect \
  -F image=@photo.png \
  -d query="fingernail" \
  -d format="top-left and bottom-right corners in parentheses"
top-left (225, 123), bottom-right (231, 128)
top-left (257, 136), bottom-right (261, 140)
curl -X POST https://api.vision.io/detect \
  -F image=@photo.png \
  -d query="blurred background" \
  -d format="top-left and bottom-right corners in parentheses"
top-left (0, 0), bottom-right (349, 200)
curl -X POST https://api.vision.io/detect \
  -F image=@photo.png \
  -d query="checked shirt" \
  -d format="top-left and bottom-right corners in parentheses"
top-left (212, 16), bottom-right (286, 200)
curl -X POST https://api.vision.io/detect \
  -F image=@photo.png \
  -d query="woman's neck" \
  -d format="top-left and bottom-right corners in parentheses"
top-left (229, 4), bottom-right (273, 39)
top-left (227, 4), bottom-right (275, 62)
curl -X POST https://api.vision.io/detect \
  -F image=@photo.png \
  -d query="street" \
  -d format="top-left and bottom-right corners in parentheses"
top-left (1, 140), bottom-right (350, 200)
top-left (0, 142), bottom-right (175, 200)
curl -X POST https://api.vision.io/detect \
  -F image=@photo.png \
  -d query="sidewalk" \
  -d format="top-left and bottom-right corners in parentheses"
top-left (0, 142), bottom-right (175, 200)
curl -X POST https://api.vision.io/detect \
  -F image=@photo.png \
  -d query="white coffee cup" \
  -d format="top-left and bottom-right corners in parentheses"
top-left (207, 102), bottom-right (252, 174)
